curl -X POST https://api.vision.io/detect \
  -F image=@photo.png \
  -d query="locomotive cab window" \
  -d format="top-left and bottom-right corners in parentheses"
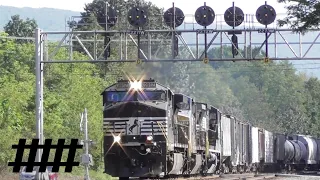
top-left (209, 111), bottom-right (218, 130)
top-left (174, 94), bottom-right (191, 110)
top-left (138, 91), bottom-right (167, 101)
top-left (105, 90), bottom-right (166, 104)
top-left (103, 90), bottom-right (167, 117)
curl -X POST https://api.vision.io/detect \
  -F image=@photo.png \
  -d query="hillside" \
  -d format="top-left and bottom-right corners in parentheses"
top-left (0, 6), bottom-right (80, 31)
top-left (0, 5), bottom-right (319, 77)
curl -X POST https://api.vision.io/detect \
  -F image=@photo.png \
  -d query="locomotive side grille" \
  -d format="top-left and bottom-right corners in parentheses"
top-left (103, 119), bottom-right (129, 136)
top-left (141, 119), bottom-right (167, 135)
top-left (103, 118), bottom-right (167, 136)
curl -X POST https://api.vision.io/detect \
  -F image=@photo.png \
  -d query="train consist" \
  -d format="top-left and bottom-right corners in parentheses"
top-left (101, 79), bottom-right (320, 180)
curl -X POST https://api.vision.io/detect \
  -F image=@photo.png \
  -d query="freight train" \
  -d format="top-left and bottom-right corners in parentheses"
top-left (101, 78), bottom-right (320, 180)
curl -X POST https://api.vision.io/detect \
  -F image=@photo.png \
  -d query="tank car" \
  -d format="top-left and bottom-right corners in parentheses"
top-left (317, 138), bottom-right (320, 166)
top-left (286, 135), bottom-right (308, 170)
top-left (296, 135), bottom-right (318, 170)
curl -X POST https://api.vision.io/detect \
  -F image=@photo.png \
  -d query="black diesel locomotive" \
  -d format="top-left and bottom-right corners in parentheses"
top-left (101, 79), bottom-right (320, 180)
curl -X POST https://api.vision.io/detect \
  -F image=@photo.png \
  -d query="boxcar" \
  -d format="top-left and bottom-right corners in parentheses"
top-left (263, 130), bottom-right (274, 171)
top-left (264, 130), bottom-right (274, 164)
top-left (251, 127), bottom-right (265, 171)
top-left (220, 115), bottom-right (232, 173)
top-left (229, 116), bottom-right (241, 173)
top-left (240, 122), bottom-right (250, 172)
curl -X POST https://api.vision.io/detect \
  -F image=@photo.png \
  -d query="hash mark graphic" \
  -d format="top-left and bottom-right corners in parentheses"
top-left (8, 139), bottom-right (83, 173)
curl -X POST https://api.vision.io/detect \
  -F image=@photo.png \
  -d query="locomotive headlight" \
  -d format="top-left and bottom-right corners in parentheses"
top-left (114, 135), bottom-right (121, 143)
top-left (130, 80), bottom-right (142, 90)
top-left (147, 135), bottom-right (153, 141)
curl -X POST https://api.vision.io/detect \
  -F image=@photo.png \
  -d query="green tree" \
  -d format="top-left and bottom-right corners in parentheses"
top-left (304, 77), bottom-right (320, 136)
top-left (0, 33), bottom-right (35, 171)
top-left (4, 15), bottom-right (38, 43)
top-left (0, 30), bottom-right (114, 178)
top-left (73, 0), bottom-right (169, 57)
top-left (72, 0), bottom-right (171, 81)
top-left (277, 0), bottom-right (320, 34)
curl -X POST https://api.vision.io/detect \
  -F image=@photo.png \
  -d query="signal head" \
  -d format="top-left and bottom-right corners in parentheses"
top-left (97, 5), bottom-right (118, 29)
top-left (195, 5), bottom-right (215, 27)
top-left (224, 6), bottom-right (244, 27)
top-left (128, 6), bottom-right (148, 28)
top-left (256, 4), bottom-right (276, 26)
top-left (163, 7), bottom-right (185, 28)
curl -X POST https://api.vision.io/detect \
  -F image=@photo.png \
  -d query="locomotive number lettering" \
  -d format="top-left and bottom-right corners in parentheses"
top-left (142, 82), bottom-right (156, 88)
top-left (116, 82), bottom-right (130, 88)
top-left (257, 29), bottom-right (275, 33)
top-left (196, 29), bottom-right (215, 34)
top-left (126, 30), bottom-right (146, 35)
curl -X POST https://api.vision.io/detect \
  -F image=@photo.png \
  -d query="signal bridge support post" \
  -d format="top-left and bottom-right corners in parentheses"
top-left (35, 28), bottom-right (44, 180)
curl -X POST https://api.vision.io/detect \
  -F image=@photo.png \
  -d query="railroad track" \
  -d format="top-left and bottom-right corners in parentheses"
top-left (218, 173), bottom-right (276, 180)
top-left (135, 173), bottom-right (277, 180)
top-left (275, 171), bottom-right (320, 178)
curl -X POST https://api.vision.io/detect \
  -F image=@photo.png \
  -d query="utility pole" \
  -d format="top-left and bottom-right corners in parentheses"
top-left (80, 108), bottom-right (93, 180)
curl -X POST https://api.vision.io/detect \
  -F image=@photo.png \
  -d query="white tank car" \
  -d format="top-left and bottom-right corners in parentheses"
top-left (297, 135), bottom-right (318, 164)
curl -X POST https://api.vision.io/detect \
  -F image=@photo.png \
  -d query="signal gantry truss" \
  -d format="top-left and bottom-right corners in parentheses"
top-left (40, 27), bottom-right (320, 63)
top-left (36, 1), bottom-right (320, 64)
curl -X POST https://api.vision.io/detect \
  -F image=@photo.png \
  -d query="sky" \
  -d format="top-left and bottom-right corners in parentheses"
top-left (0, 0), bottom-right (288, 16)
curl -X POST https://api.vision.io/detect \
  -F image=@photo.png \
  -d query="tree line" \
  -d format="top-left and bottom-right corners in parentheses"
top-left (1, 0), bottom-right (320, 179)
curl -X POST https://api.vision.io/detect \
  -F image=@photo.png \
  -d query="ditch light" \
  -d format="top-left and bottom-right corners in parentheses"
top-left (114, 135), bottom-right (121, 143)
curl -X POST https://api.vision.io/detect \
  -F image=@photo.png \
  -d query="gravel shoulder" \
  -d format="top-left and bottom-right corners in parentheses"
top-left (274, 176), bottom-right (320, 180)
